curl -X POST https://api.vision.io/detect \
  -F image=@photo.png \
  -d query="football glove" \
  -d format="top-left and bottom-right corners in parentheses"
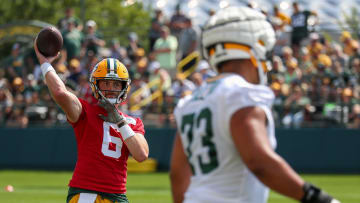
top-left (301, 182), bottom-right (341, 203)
top-left (98, 98), bottom-right (126, 127)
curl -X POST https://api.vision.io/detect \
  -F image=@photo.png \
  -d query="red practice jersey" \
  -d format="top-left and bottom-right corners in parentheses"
top-left (68, 98), bottom-right (145, 194)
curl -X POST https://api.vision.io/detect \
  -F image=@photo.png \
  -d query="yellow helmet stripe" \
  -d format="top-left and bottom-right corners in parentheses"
top-left (208, 43), bottom-right (270, 73)
top-left (222, 43), bottom-right (259, 67)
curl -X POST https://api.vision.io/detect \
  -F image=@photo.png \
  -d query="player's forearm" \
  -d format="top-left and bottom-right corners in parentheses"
top-left (124, 133), bottom-right (149, 162)
top-left (170, 180), bottom-right (186, 203)
top-left (170, 171), bottom-right (189, 203)
top-left (41, 63), bottom-right (82, 122)
top-left (44, 69), bottom-right (67, 100)
top-left (249, 152), bottom-right (305, 200)
top-left (169, 134), bottom-right (191, 203)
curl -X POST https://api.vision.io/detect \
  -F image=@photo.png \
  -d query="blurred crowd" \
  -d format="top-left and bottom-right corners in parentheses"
top-left (1, 2), bottom-right (360, 129)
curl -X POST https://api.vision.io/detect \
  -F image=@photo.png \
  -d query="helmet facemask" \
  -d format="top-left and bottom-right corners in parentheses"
top-left (93, 78), bottom-right (130, 104)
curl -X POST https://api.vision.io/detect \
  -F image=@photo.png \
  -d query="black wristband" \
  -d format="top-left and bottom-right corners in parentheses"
top-left (117, 120), bottom-right (126, 128)
top-left (301, 182), bottom-right (333, 203)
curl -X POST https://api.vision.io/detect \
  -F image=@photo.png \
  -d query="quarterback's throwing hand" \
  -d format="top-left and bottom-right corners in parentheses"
top-left (98, 98), bottom-right (126, 127)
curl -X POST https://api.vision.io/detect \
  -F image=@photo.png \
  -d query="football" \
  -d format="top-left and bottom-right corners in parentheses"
top-left (36, 26), bottom-right (63, 57)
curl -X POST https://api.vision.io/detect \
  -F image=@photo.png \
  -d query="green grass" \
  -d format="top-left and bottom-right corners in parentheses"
top-left (0, 170), bottom-right (359, 203)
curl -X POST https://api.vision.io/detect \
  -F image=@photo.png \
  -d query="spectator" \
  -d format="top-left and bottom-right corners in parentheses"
top-left (331, 60), bottom-right (350, 89)
top-left (126, 32), bottom-right (142, 62)
top-left (57, 7), bottom-right (82, 32)
top-left (67, 58), bottom-right (82, 84)
top-left (5, 106), bottom-right (28, 128)
top-left (196, 60), bottom-right (215, 81)
top-left (82, 51), bottom-right (99, 76)
top-left (148, 61), bottom-right (172, 94)
top-left (298, 47), bottom-right (314, 77)
top-left (6, 43), bottom-right (25, 81)
top-left (281, 46), bottom-right (295, 63)
top-left (149, 9), bottom-right (167, 51)
top-left (62, 19), bottom-right (83, 62)
top-left (272, 17), bottom-right (289, 56)
top-left (134, 53), bottom-right (148, 76)
top-left (270, 78), bottom-right (287, 126)
top-left (110, 39), bottom-right (127, 61)
top-left (128, 73), bottom-right (151, 118)
top-left (273, 5), bottom-right (291, 31)
top-left (170, 75), bottom-right (195, 101)
top-left (24, 51), bottom-right (38, 79)
top-left (282, 86), bottom-right (311, 128)
top-left (349, 58), bottom-right (360, 85)
top-left (190, 72), bottom-right (204, 87)
top-left (177, 18), bottom-right (198, 60)
top-left (284, 59), bottom-right (302, 84)
top-left (307, 33), bottom-right (322, 56)
top-left (54, 63), bottom-right (70, 81)
top-left (82, 20), bottom-right (105, 57)
top-left (348, 104), bottom-right (360, 128)
top-left (331, 43), bottom-right (348, 69)
top-left (11, 77), bottom-right (25, 95)
top-left (153, 26), bottom-right (178, 79)
top-left (268, 55), bottom-right (286, 84)
top-left (290, 2), bottom-right (317, 58)
top-left (77, 74), bottom-right (97, 105)
top-left (341, 31), bottom-right (359, 57)
top-left (0, 83), bottom-right (13, 125)
top-left (169, 4), bottom-right (187, 40)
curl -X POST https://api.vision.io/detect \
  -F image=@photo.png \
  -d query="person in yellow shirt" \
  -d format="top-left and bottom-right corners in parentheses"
top-left (341, 31), bottom-right (359, 56)
top-left (273, 5), bottom-right (291, 31)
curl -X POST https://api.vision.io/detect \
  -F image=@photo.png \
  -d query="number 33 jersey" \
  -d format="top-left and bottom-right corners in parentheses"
top-left (174, 74), bottom-right (276, 203)
top-left (68, 98), bottom-right (145, 194)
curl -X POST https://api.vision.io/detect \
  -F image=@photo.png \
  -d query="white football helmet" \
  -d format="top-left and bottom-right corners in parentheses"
top-left (202, 6), bottom-right (275, 84)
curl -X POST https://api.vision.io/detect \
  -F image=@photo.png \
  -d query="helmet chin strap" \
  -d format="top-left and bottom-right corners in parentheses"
top-left (97, 90), bottom-right (121, 105)
top-left (250, 46), bottom-right (270, 85)
top-left (256, 58), bottom-right (267, 85)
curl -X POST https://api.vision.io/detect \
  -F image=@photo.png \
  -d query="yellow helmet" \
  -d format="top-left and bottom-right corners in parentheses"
top-left (90, 58), bottom-right (131, 104)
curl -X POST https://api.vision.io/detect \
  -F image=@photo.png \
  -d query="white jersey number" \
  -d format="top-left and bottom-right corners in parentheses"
top-left (101, 122), bottom-right (123, 159)
top-left (181, 107), bottom-right (219, 174)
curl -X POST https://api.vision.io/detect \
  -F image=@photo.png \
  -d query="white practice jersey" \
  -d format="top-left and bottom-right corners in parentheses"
top-left (174, 73), bottom-right (276, 203)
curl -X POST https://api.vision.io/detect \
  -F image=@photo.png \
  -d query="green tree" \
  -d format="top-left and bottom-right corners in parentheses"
top-left (338, 6), bottom-right (360, 39)
top-left (82, 0), bottom-right (150, 49)
top-left (0, 0), bottom-right (151, 55)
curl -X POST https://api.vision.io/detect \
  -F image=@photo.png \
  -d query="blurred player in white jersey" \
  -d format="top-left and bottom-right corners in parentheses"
top-left (170, 6), bottom-right (340, 203)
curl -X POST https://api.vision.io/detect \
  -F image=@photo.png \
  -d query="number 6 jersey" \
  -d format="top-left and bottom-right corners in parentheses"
top-left (68, 98), bottom-right (145, 194)
top-left (174, 74), bottom-right (276, 203)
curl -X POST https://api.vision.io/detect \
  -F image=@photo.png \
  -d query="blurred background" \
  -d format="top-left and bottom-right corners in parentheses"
top-left (1, 0), bottom-right (360, 129)
top-left (0, 0), bottom-right (359, 202)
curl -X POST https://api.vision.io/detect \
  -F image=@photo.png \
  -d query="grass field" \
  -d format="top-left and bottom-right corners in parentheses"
top-left (0, 170), bottom-right (359, 203)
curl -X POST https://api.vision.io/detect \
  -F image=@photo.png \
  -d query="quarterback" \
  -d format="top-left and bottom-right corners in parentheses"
top-left (34, 41), bottom-right (148, 202)
top-left (170, 6), bottom-right (340, 203)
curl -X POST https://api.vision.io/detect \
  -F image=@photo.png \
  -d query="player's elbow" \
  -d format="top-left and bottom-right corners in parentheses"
top-left (133, 150), bottom-right (148, 162)
top-left (52, 87), bottom-right (68, 101)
